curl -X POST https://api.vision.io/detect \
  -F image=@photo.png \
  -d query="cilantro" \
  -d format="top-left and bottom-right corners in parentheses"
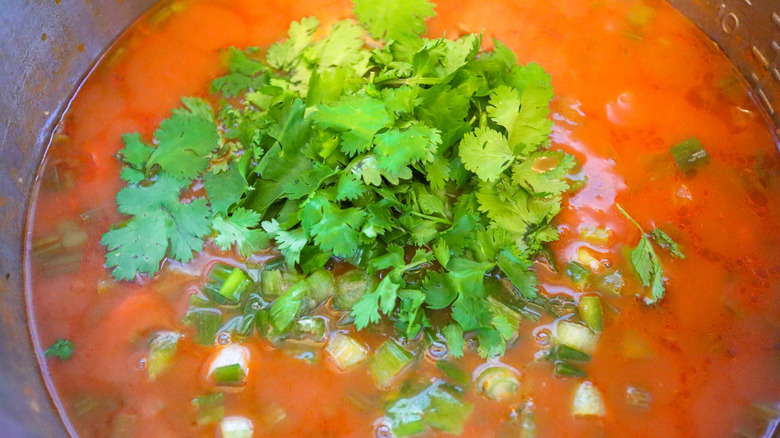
top-left (353, 0), bottom-right (435, 43)
top-left (384, 380), bottom-right (473, 437)
top-left (650, 228), bottom-right (685, 259)
top-left (147, 98), bottom-right (222, 180)
top-left (617, 205), bottom-right (667, 304)
top-left (102, 0), bottom-right (571, 359)
top-left (459, 127), bottom-right (515, 182)
top-left (45, 338), bottom-right (74, 361)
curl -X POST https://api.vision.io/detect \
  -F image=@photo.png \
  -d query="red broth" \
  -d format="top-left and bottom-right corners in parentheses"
top-left (27, 0), bottom-right (780, 437)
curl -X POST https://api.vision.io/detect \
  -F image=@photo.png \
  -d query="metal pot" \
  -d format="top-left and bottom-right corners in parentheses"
top-left (0, 0), bottom-right (777, 436)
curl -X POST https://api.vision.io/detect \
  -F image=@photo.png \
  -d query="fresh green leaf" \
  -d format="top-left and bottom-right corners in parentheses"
top-left (45, 338), bottom-right (74, 361)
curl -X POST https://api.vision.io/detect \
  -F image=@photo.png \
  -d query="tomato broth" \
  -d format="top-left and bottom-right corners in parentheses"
top-left (27, 0), bottom-right (780, 437)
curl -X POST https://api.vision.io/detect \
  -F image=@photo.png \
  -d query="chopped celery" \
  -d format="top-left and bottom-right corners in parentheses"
top-left (475, 365), bottom-right (520, 401)
top-left (192, 393), bottom-right (224, 426)
top-left (305, 269), bottom-right (335, 304)
top-left (325, 333), bottom-right (368, 371)
top-left (555, 320), bottom-right (599, 355)
top-left (369, 339), bottom-right (414, 388)
top-left (183, 308), bottom-right (222, 345)
top-left (56, 220), bottom-right (88, 249)
top-left (147, 331), bottom-right (180, 380)
top-left (292, 316), bottom-right (327, 341)
top-left (578, 296), bottom-right (604, 333)
top-left (219, 416), bottom-right (254, 438)
top-left (214, 364), bottom-right (245, 386)
top-left (553, 362), bottom-right (586, 378)
top-left (333, 269), bottom-right (378, 311)
top-left (385, 381), bottom-right (473, 437)
top-left (109, 413), bottom-right (137, 438)
top-left (670, 137), bottom-right (709, 172)
top-left (218, 267), bottom-right (253, 303)
top-left (572, 381), bottom-right (606, 417)
top-left (579, 227), bottom-right (611, 246)
top-left (261, 270), bottom-right (284, 298)
top-left (565, 261), bottom-right (591, 289)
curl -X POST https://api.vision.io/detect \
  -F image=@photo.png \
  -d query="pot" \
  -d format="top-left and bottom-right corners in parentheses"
top-left (0, 1), bottom-right (777, 437)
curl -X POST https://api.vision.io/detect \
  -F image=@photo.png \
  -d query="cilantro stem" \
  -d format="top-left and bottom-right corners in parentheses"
top-left (410, 211), bottom-right (451, 225)
top-left (616, 203), bottom-right (645, 233)
top-left (372, 77), bottom-right (442, 86)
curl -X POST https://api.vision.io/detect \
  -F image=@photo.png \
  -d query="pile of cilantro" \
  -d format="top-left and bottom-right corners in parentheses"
top-left (101, 0), bottom-right (577, 357)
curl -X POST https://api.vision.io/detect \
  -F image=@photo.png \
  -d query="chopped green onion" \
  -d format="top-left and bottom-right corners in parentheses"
top-left (270, 281), bottom-right (307, 332)
top-left (553, 361), bottom-right (586, 378)
top-left (436, 361), bottom-right (471, 387)
top-left (333, 269), bottom-right (377, 311)
top-left (219, 416), bottom-right (254, 438)
top-left (192, 393), bottom-right (224, 426)
top-left (474, 365), bottom-right (520, 401)
top-left (325, 332), bottom-right (367, 371)
top-left (572, 381), bottom-right (606, 417)
top-left (292, 316), bottom-right (327, 342)
top-left (555, 320), bottom-right (599, 355)
top-left (578, 296), bottom-right (604, 333)
top-left (550, 344), bottom-right (592, 362)
top-left (147, 331), bottom-right (180, 380)
top-left (214, 363), bottom-right (245, 386)
top-left (219, 267), bottom-right (253, 302)
top-left (56, 220), bottom-right (88, 249)
top-left (261, 270), bottom-right (283, 298)
top-left (305, 269), bottom-right (335, 304)
top-left (369, 339), bottom-right (414, 388)
top-left (183, 308), bottom-right (222, 345)
top-left (670, 137), bottom-right (709, 172)
top-left (45, 338), bottom-right (74, 361)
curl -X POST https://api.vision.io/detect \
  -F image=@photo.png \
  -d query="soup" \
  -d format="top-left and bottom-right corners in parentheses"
top-left (28, 0), bottom-right (780, 437)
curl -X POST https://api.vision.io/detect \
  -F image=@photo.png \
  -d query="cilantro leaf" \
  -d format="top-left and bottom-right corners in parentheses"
top-left (374, 124), bottom-right (441, 174)
top-left (204, 162), bottom-right (250, 216)
top-left (211, 47), bottom-right (269, 97)
top-left (310, 203), bottom-right (367, 257)
top-left (312, 94), bottom-right (395, 155)
top-left (336, 172), bottom-right (366, 201)
top-left (631, 235), bottom-right (665, 304)
top-left (308, 20), bottom-right (366, 69)
top-left (118, 133), bottom-right (153, 170)
top-left (511, 151), bottom-right (576, 197)
top-left (266, 17), bottom-right (320, 71)
top-left (442, 324), bottom-right (464, 358)
top-left (353, 0), bottom-right (435, 43)
top-left (147, 98), bottom-right (221, 180)
top-left (650, 228), bottom-right (685, 259)
top-left (101, 175), bottom-right (211, 280)
top-left (459, 127), bottom-right (514, 182)
top-left (45, 338), bottom-right (74, 361)
top-left (263, 220), bottom-right (308, 269)
top-left (212, 207), bottom-right (270, 257)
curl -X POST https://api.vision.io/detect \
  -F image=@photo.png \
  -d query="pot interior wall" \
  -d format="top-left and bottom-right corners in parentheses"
top-left (0, 1), bottom-right (156, 436)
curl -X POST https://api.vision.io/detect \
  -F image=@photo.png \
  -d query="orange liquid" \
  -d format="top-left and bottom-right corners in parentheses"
top-left (28, 0), bottom-right (780, 437)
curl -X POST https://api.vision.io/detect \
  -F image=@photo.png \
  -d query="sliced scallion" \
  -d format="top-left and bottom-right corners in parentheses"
top-left (670, 137), bottom-right (709, 172)
top-left (192, 393), bottom-right (224, 426)
top-left (219, 416), bottom-right (254, 438)
top-left (183, 308), bottom-right (222, 346)
top-left (214, 363), bottom-right (245, 386)
top-left (578, 296), bottom-right (604, 333)
top-left (572, 381), bottom-right (606, 417)
top-left (555, 320), bottom-right (599, 355)
top-left (553, 361), bottom-right (586, 378)
top-left (261, 270), bottom-right (283, 298)
top-left (474, 365), bottom-right (520, 401)
top-left (369, 339), bottom-right (414, 388)
top-left (147, 331), bottom-right (180, 381)
top-left (325, 332), bottom-right (367, 371)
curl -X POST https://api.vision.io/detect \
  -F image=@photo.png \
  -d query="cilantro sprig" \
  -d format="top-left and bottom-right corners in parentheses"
top-left (101, 0), bottom-right (577, 357)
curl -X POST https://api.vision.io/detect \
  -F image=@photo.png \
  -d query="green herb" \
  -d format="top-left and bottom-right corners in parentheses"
top-left (45, 338), bottom-right (74, 361)
top-left (617, 204), bottom-right (667, 304)
top-left (214, 363), bottom-right (245, 386)
top-left (101, 0), bottom-right (574, 357)
top-left (650, 228), bottom-right (685, 259)
top-left (192, 392), bottom-right (225, 426)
